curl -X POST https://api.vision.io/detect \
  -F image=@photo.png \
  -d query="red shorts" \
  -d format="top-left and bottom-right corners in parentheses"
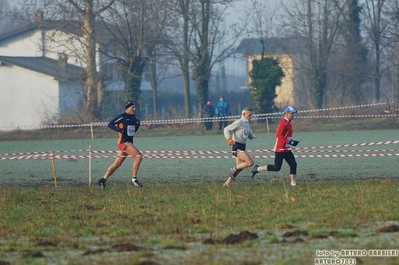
top-left (118, 141), bottom-right (132, 151)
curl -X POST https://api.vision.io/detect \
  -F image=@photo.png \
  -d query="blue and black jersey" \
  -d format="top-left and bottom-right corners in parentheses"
top-left (108, 113), bottom-right (140, 144)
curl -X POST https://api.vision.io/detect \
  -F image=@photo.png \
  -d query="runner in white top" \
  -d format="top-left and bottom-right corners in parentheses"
top-left (222, 108), bottom-right (256, 187)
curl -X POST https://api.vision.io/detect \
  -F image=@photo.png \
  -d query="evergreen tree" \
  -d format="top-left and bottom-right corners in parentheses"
top-left (340, 0), bottom-right (368, 104)
top-left (249, 57), bottom-right (284, 114)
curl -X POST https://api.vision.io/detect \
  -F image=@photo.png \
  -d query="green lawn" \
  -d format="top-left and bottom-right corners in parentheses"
top-left (1, 129), bottom-right (398, 186)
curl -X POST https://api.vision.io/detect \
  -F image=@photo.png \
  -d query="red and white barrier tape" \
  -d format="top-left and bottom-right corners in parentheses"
top-left (295, 114), bottom-right (399, 119)
top-left (293, 140), bottom-right (399, 150)
top-left (1, 139), bottom-right (399, 160)
top-left (295, 149), bottom-right (399, 153)
top-left (87, 140), bottom-right (399, 156)
top-left (1, 139), bottom-right (398, 157)
top-left (2, 152), bottom-right (399, 160)
top-left (0, 149), bottom-right (87, 156)
top-left (2, 140), bottom-right (397, 158)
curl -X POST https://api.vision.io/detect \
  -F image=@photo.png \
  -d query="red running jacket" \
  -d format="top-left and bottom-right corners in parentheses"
top-left (273, 117), bottom-right (294, 153)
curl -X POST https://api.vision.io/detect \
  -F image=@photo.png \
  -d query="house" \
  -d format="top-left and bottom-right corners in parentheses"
top-left (0, 55), bottom-right (85, 129)
top-left (0, 12), bottom-right (120, 130)
top-left (235, 37), bottom-right (306, 109)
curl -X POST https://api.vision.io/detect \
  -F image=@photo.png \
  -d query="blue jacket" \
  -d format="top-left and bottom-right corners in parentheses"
top-left (215, 100), bottom-right (231, 116)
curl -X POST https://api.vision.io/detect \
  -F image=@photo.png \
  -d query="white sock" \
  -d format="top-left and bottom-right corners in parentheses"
top-left (132, 177), bottom-right (137, 182)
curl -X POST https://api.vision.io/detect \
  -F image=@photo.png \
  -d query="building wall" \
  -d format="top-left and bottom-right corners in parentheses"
top-left (0, 25), bottom-right (115, 130)
top-left (0, 63), bottom-right (59, 129)
top-left (0, 30), bottom-right (43, 57)
top-left (247, 54), bottom-right (295, 108)
top-left (0, 28), bottom-right (101, 70)
top-left (43, 29), bottom-right (101, 70)
top-left (59, 81), bottom-right (85, 116)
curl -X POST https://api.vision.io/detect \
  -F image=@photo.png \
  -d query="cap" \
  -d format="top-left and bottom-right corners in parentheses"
top-left (283, 106), bottom-right (298, 113)
top-left (124, 101), bottom-right (135, 109)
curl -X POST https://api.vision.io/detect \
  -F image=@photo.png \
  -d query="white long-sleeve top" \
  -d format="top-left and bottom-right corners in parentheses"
top-left (223, 117), bottom-right (256, 144)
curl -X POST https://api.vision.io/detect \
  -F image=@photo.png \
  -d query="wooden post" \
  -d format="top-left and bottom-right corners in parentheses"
top-left (51, 151), bottom-right (58, 187)
top-left (88, 145), bottom-right (92, 186)
top-left (90, 123), bottom-right (94, 139)
top-left (266, 118), bottom-right (270, 134)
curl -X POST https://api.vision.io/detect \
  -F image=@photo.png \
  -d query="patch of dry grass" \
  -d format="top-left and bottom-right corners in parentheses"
top-left (1, 179), bottom-right (399, 264)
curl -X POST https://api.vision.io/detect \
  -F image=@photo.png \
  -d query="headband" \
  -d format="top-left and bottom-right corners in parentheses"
top-left (125, 101), bottom-right (134, 109)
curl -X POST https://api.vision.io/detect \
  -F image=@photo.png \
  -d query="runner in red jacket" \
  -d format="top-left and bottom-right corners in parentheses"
top-left (251, 106), bottom-right (299, 186)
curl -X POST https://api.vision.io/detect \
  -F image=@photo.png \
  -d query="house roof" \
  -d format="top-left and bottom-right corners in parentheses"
top-left (0, 21), bottom-right (34, 40)
top-left (0, 56), bottom-right (85, 82)
top-left (0, 20), bottom-right (114, 45)
top-left (235, 37), bottom-right (307, 56)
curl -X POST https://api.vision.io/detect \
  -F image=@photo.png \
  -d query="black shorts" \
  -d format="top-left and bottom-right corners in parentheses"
top-left (232, 142), bottom-right (246, 157)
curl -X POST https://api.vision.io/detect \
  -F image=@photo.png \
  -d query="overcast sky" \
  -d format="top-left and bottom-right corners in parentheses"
top-left (226, 0), bottom-right (279, 24)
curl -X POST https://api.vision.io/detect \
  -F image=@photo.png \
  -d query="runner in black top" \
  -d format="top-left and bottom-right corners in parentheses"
top-left (108, 109), bottom-right (140, 145)
top-left (97, 100), bottom-right (144, 189)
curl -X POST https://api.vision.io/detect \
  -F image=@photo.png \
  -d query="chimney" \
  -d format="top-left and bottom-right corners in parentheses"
top-left (58, 53), bottom-right (68, 70)
top-left (34, 10), bottom-right (44, 24)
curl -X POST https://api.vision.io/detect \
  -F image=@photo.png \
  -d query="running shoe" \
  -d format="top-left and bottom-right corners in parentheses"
top-left (97, 178), bottom-right (106, 190)
top-left (228, 167), bottom-right (236, 181)
top-left (251, 165), bottom-right (260, 178)
top-left (132, 179), bottom-right (143, 187)
top-left (291, 182), bottom-right (297, 187)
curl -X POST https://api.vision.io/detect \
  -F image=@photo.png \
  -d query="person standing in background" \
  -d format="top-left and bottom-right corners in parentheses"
top-left (204, 100), bottom-right (215, 130)
top-left (215, 96), bottom-right (231, 130)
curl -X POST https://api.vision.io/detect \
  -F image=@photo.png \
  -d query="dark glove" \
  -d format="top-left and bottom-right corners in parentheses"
top-left (135, 119), bottom-right (141, 132)
top-left (288, 140), bottom-right (299, 146)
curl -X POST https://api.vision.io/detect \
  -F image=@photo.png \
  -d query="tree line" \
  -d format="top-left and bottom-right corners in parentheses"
top-left (1, 0), bottom-right (398, 122)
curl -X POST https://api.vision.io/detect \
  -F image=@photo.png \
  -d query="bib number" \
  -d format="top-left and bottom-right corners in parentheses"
top-left (127, 125), bottom-right (135, 136)
top-left (243, 128), bottom-right (250, 140)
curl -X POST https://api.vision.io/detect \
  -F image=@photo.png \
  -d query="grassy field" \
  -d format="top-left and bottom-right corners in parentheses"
top-left (1, 129), bottom-right (398, 185)
top-left (1, 127), bottom-right (399, 264)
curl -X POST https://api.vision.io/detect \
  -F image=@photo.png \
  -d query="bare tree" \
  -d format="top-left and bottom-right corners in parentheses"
top-left (162, 0), bottom-right (243, 118)
top-left (98, 0), bottom-right (171, 116)
top-left (0, 0), bottom-right (20, 34)
top-left (190, 0), bottom-right (243, 117)
top-left (363, 0), bottom-right (390, 103)
top-left (281, 0), bottom-right (344, 109)
top-left (18, 0), bottom-right (115, 121)
top-left (247, 0), bottom-right (277, 53)
top-left (67, 0), bottom-right (115, 121)
top-left (342, 0), bottom-right (368, 102)
top-left (0, 0), bottom-right (11, 33)
top-left (330, 0), bottom-right (369, 105)
top-left (164, 0), bottom-right (193, 118)
top-left (0, 0), bottom-right (10, 22)
top-left (244, 0), bottom-right (283, 112)
top-left (144, 36), bottom-right (178, 118)
top-left (142, 1), bottom-right (178, 118)
top-left (379, 0), bottom-right (399, 111)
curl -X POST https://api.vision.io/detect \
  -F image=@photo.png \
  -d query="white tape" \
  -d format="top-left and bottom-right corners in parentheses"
top-left (0, 102), bottom-right (392, 130)
top-left (1, 140), bottom-right (398, 160)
